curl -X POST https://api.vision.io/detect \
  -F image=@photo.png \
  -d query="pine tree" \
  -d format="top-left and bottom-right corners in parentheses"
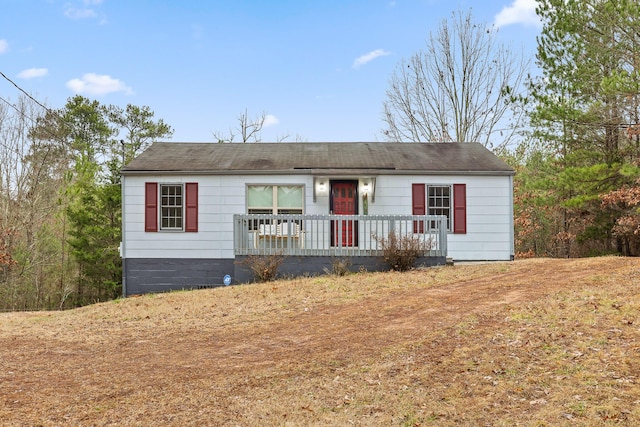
top-left (525, 0), bottom-right (640, 256)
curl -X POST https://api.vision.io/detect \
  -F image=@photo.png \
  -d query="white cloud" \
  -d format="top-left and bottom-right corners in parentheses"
top-left (0, 39), bottom-right (8, 54)
top-left (494, 0), bottom-right (541, 28)
top-left (263, 114), bottom-right (279, 127)
top-left (64, 7), bottom-right (98, 19)
top-left (18, 68), bottom-right (48, 79)
top-left (64, 0), bottom-right (103, 20)
top-left (66, 73), bottom-right (133, 96)
top-left (352, 49), bottom-right (391, 69)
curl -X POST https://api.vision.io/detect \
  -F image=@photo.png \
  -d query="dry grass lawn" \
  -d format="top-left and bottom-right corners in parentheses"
top-left (1, 257), bottom-right (639, 426)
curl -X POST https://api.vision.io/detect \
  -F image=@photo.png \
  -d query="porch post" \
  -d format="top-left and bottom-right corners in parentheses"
top-left (439, 216), bottom-right (448, 257)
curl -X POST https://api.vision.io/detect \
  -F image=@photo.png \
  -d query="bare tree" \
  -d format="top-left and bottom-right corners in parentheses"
top-left (381, 9), bottom-right (528, 148)
top-left (0, 95), bottom-right (72, 309)
top-left (212, 109), bottom-right (302, 143)
top-left (213, 109), bottom-right (268, 143)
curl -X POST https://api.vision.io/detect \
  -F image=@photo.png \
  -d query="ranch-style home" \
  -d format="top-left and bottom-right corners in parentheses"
top-left (120, 142), bottom-right (515, 296)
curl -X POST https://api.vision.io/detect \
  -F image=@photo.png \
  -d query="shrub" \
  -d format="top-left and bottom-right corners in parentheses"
top-left (236, 253), bottom-right (286, 282)
top-left (373, 230), bottom-right (432, 272)
top-left (324, 257), bottom-right (352, 276)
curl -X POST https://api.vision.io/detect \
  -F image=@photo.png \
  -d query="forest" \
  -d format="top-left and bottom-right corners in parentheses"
top-left (510, 0), bottom-right (640, 259)
top-left (1, 0), bottom-right (640, 310)
top-left (0, 96), bottom-right (172, 309)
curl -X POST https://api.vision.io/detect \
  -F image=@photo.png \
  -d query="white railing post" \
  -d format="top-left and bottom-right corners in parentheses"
top-left (440, 215), bottom-right (447, 257)
top-left (234, 214), bottom-right (448, 258)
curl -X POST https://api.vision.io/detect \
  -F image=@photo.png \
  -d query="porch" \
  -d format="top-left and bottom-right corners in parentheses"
top-left (233, 214), bottom-right (448, 258)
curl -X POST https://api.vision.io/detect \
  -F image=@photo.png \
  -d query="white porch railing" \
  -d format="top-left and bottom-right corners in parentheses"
top-left (233, 214), bottom-right (448, 257)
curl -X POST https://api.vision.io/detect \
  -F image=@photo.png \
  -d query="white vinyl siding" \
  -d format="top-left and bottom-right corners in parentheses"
top-left (122, 173), bottom-right (513, 261)
top-left (373, 175), bottom-right (512, 260)
top-left (123, 176), bottom-right (312, 260)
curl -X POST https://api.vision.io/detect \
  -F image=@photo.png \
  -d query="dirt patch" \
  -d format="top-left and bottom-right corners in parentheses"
top-left (1, 257), bottom-right (639, 426)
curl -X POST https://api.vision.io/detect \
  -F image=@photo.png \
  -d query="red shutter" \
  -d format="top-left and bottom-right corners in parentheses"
top-left (453, 183), bottom-right (466, 234)
top-left (412, 183), bottom-right (425, 233)
top-left (145, 182), bottom-right (158, 232)
top-left (185, 182), bottom-right (198, 232)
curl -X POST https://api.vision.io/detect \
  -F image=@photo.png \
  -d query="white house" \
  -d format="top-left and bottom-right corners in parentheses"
top-left (120, 142), bottom-right (514, 295)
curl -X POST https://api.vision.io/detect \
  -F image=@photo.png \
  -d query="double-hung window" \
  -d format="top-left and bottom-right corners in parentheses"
top-left (160, 184), bottom-right (183, 230)
top-left (412, 183), bottom-right (466, 234)
top-left (145, 182), bottom-right (198, 232)
top-left (428, 185), bottom-right (451, 230)
top-left (247, 185), bottom-right (303, 230)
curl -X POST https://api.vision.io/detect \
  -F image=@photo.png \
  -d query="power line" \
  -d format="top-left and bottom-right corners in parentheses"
top-left (0, 94), bottom-right (39, 126)
top-left (0, 93), bottom-right (63, 147)
top-left (0, 95), bottom-right (32, 154)
top-left (0, 70), bottom-right (62, 142)
top-left (0, 70), bottom-right (128, 177)
top-left (0, 75), bottom-right (63, 172)
top-left (0, 70), bottom-right (53, 115)
top-left (0, 71), bottom-right (71, 149)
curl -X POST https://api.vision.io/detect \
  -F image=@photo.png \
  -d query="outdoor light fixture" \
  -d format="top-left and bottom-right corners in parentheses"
top-left (363, 177), bottom-right (376, 202)
top-left (314, 178), bottom-right (326, 202)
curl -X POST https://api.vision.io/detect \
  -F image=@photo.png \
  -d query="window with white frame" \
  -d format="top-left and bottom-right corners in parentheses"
top-left (160, 184), bottom-right (183, 230)
top-left (413, 183), bottom-right (466, 234)
top-left (427, 185), bottom-right (451, 231)
top-left (247, 185), bottom-right (303, 230)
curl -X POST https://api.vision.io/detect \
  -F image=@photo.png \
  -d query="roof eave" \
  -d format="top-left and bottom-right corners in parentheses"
top-left (121, 168), bottom-right (515, 177)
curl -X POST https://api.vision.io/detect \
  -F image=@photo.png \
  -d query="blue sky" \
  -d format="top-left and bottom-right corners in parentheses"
top-left (1, 0), bottom-right (541, 143)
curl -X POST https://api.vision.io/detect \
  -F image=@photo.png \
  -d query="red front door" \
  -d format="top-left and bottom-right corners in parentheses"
top-left (331, 181), bottom-right (358, 247)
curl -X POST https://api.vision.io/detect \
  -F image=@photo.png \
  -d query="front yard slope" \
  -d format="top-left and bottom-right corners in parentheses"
top-left (1, 257), bottom-right (639, 426)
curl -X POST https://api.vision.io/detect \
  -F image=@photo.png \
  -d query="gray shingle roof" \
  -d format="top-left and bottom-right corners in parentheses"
top-left (121, 142), bottom-right (514, 176)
